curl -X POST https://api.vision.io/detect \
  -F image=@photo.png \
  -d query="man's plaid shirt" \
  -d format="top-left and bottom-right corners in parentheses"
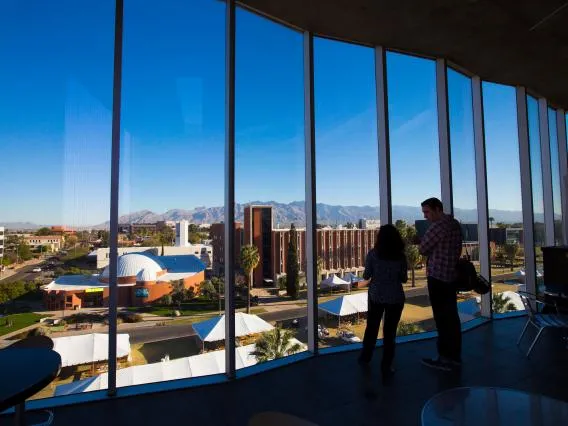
top-left (419, 214), bottom-right (462, 283)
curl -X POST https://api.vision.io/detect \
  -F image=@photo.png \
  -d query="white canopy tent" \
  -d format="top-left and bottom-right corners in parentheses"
top-left (54, 339), bottom-right (305, 396)
top-left (320, 274), bottom-right (351, 292)
top-left (192, 312), bottom-right (274, 343)
top-left (318, 292), bottom-right (368, 326)
top-left (341, 272), bottom-right (362, 284)
top-left (52, 333), bottom-right (131, 367)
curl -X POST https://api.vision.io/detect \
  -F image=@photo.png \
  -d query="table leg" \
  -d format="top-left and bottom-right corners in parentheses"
top-left (14, 402), bottom-right (24, 426)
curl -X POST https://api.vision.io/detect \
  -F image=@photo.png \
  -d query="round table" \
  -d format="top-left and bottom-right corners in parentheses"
top-left (0, 348), bottom-right (61, 425)
top-left (422, 387), bottom-right (568, 426)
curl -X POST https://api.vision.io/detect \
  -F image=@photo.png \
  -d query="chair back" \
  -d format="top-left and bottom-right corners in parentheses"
top-left (517, 291), bottom-right (536, 319)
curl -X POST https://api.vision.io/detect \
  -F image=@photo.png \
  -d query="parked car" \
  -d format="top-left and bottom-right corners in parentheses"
top-left (32, 267), bottom-right (42, 273)
top-left (338, 330), bottom-right (361, 344)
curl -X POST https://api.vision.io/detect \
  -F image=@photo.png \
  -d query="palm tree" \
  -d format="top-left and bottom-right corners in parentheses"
top-left (251, 327), bottom-right (303, 363)
top-left (240, 244), bottom-right (260, 314)
top-left (157, 227), bottom-right (175, 256)
top-left (488, 217), bottom-right (495, 228)
top-left (492, 293), bottom-right (517, 314)
top-left (316, 256), bottom-right (325, 282)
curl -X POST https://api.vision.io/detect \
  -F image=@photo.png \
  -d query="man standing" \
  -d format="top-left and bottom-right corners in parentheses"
top-left (419, 197), bottom-right (463, 371)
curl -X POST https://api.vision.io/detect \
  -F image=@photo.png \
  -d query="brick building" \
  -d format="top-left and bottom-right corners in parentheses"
top-left (211, 205), bottom-right (377, 286)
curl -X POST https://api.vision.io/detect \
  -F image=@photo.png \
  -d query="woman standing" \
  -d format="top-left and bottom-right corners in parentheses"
top-left (358, 224), bottom-right (407, 379)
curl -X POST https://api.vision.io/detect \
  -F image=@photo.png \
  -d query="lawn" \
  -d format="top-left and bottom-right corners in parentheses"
top-left (0, 313), bottom-right (48, 337)
top-left (126, 299), bottom-right (264, 318)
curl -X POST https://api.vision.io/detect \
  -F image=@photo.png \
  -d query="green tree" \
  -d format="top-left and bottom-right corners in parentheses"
top-left (503, 242), bottom-right (519, 271)
top-left (492, 293), bottom-right (517, 313)
top-left (251, 327), bottom-right (303, 363)
top-left (345, 222), bottom-right (355, 229)
top-left (240, 244), bottom-right (260, 314)
top-left (199, 280), bottom-right (216, 299)
top-left (35, 227), bottom-right (52, 236)
top-left (405, 245), bottom-right (421, 288)
top-left (395, 220), bottom-right (421, 287)
top-left (97, 230), bottom-right (110, 247)
top-left (171, 280), bottom-right (186, 310)
top-left (488, 217), bottom-right (495, 228)
top-left (17, 241), bottom-right (32, 261)
top-left (286, 224), bottom-right (299, 299)
top-left (65, 235), bottom-right (78, 249)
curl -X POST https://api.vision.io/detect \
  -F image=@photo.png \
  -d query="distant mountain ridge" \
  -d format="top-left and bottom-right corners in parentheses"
top-left (2, 202), bottom-right (534, 230)
top-left (89, 201), bottom-right (529, 229)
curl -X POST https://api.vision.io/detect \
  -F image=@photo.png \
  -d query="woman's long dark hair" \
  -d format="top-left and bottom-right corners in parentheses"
top-left (373, 224), bottom-right (405, 261)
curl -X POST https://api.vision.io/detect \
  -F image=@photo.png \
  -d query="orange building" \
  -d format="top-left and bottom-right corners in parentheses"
top-left (42, 252), bottom-right (205, 310)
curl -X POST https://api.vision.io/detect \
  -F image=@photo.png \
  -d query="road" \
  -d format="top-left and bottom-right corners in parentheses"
top-left (128, 289), bottom-right (432, 344)
top-left (0, 265), bottom-right (43, 283)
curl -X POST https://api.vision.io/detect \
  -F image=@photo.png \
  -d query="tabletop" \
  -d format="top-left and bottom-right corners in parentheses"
top-left (0, 348), bottom-right (61, 413)
top-left (422, 387), bottom-right (568, 426)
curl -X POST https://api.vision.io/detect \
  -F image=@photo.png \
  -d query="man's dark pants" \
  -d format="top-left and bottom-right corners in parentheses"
top-left (427, 276), bottom-right (461, 362)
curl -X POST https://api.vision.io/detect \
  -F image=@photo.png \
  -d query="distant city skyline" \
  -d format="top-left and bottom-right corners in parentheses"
top-left (0, 1), bottom-right (554, 226)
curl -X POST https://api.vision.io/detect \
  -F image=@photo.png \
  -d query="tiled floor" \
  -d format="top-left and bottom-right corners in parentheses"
top-left (2, 317), bottom-right (567, 425)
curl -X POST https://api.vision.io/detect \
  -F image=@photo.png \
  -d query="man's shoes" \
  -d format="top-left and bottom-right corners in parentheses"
top-left (421, 357), bottom-right (454, 372)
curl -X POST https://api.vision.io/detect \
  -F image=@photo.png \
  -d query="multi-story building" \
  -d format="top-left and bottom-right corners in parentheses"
top-left (244, 205), bottom-right (273, 287)
top-left (273, 227), bottom-right (376, 281)
top-left (24, 235), bottom-right (63, 252)
top-left (210, 222), bottom-right (243, 276)
top-left (358, 219), bottom-right (380, 230)
top-left (211, 206), bottom-right (377, 285)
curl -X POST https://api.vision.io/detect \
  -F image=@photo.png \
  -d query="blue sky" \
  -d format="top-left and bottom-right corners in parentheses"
top-left (0, 0), bottom-right (560, 226)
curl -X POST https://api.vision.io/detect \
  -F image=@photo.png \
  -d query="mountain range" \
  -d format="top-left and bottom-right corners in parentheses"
top-left (2, 201), bottom-right (536, 230)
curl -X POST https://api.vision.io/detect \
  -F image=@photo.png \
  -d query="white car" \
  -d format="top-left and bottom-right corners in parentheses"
top-left (32, 267), bottom-right (42, 273)
top-left (338, 330), bottom-right (361, 344)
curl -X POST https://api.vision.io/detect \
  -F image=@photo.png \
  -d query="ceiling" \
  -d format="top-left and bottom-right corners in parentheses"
top-left (238, 0), bottom-right (568, 109)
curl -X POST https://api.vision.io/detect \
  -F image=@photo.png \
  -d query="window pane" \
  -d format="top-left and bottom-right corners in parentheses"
top-left (102, 0), bottom-right (223, 393)
top-left (483, 82), bottom-right (525, 315)
top-left (527, 96), bottom-right (544, 283)
top-left (314, 38), bottom-right (379, 348)
top-left (0, 0), bottom-right (115, 399)
top-left (548, 108), bottom-right (562, 245)
top-left (235, 9), bottom-right (307, 364)
top-left (387, 52), bottom-right (439, 333)
top-left (448, 69), bottom-right (481, 321)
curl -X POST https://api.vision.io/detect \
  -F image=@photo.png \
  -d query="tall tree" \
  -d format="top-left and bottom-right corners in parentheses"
top-left (286, 224), bottom-right (299, 298)
top-left (171, 280), bottom-right (186, 310)
top-left (488, 217), bottom-right (495, 228)
top-left (251, 327), bottom-right (303, 363)
top-left (240, 244), bottom-right (260, 314)
top-left (395, 220), bottom-right (421, 287)
top-left (316, 256), bottom-right (325, 282)
top-left (503, 242), bottom-right (519, 271)
top-left (157, 227), bottom-right (175, 256)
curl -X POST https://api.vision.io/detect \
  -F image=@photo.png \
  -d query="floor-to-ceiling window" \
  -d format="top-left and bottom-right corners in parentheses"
top-left (0, 0), bottom-right (115, 399)
top-left (387, 52), bottom-right (440, 334)
top-left (234, 8), bottom-right (307, 364)
top-left (548, 107), bottom-right (562, 244)
top-left (483, 83), bottom-right (525, 314)
top-left (527, 96), bottom-right (544, 288)
top-left (314, 38), bottom-right (379, 348)
top-left (447, 68), bottom-right (481, 322)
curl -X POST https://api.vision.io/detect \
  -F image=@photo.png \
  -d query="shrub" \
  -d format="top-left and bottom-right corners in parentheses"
top-left (30, 327), bottom-right (50, 337)
top-left (118, 312), bottom-right (143, 323)
top-left (277, 276), bottom-right (287, 291)
top-left (396, 321), bottom-right (423, 336)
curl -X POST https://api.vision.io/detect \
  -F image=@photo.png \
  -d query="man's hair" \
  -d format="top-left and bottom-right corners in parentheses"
top-left (421, 197), bottom-right (444, 211)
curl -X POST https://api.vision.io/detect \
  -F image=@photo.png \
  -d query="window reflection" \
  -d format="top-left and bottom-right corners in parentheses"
top-left (483, 82), bottom-right (525, 315)
top-left (0, 0), bottom-right (115, 399)
top-left (314, 38), bottom-right (379, 348)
